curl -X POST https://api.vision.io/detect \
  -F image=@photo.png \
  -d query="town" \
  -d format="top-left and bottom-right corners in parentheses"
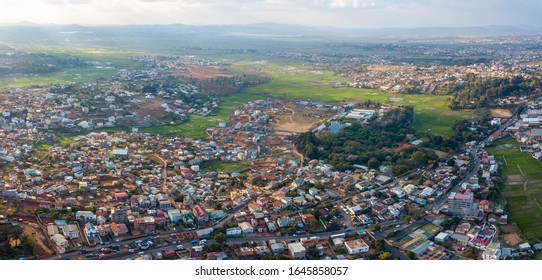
top-left (2, 66), bottom-right (542, 261)
top-left (1, 31), bottom-right (542, 261)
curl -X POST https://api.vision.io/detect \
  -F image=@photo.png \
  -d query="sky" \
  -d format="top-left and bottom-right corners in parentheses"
top-left (0, 0), bottom-right (541, 28)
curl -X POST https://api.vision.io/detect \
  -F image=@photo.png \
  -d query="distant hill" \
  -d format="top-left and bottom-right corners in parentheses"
top-left (0, 23), bottom-right (540, 53)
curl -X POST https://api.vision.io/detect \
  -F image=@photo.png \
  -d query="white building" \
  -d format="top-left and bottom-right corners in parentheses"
top-left (344, 239), bottom-right (370, 254)
top-left (226, 227), bottom-right (242, 236)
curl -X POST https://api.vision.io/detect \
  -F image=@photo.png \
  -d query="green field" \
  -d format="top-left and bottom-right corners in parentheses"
top-left (241, 64), bottom-right (478, 137)
top-left (94, 91), bottom-right (262, 138)
top-left (88, 63), bottom-right (478, 138)
top-left (35, 136), bottom-right (75, 150)
top-left (201, 161), bottom-right (250, 173)
top-left (0, 67), bottom-right (117, 89)
top-left (487, 137), bottom-right (542, 243)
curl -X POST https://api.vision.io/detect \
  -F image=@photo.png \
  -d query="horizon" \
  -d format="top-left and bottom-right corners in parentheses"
top-left (0, 0), bottom-right (541, 29)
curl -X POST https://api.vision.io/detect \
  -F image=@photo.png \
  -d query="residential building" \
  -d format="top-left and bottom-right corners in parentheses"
top-left (448, 191), bottom-right (478, 216)
top-left (288, 242), bottom-right (306, 259)
top-left (111, 205), bottom-right (129, 224)
top-left (192, 205), bottom-right (209, 226)
top-left (344, 239), bottom-right (370, 254)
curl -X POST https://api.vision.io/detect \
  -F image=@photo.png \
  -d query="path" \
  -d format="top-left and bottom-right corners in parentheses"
top-left (517, 163), bottom-right (524, 175)
top-left (533, 196), bottom-right (542, 210)
top-left (503, 155), bottom-right (508, 165)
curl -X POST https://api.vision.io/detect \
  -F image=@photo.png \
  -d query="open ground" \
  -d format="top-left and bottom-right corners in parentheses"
top-left (487, 137), bottom-right (542, 243)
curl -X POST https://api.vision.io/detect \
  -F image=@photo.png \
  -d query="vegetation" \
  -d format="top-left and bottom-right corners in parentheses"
top-left (201, 161), bottom-right (250, 173)
top-left (448, 75), bottom-right (542, 110)
top-left (0, 224), bottom-right (35, 259)
top-left (378, 251), bottom-right (393, 260)
top-left (240, 64), bottom-right (479, 137)
top-left (0, 68), bottom-right (117, 90)
top-left (296, 107), bottom-right (438, 171)
top-left (487, 137), bottom-right (542, 243)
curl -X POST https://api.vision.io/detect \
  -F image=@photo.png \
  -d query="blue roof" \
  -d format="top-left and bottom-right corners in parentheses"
top-left (329, 123), bottom-right (347, 134)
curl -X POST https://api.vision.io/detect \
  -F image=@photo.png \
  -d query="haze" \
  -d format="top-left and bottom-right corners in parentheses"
top-left (1, 0), bottom-right (541, 28)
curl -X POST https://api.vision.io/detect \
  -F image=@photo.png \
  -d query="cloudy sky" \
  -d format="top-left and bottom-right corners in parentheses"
top-left (0, 0), bottom-right (540, 28)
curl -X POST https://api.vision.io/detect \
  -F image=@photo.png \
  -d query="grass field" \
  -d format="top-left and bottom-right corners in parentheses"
top-left (0, 67), bottom-right (117, 89)
top-left (94, 91), bottom-right (263, 138)
top-left (487, 137), bottom-right (542, 243)
top-left (35, 136), bottom-right (75, 150)
top-left (201, 161), bottom-right (250, 173)
top-left (241, 64), bottom-right (478, 137)
top-left (91, 63), bottom-right (478, 138)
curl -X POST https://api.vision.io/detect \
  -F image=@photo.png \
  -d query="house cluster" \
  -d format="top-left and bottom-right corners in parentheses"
top-left (0, 56), bottom-right (220, 142)
top-left (508, 104), bottom-right (542, 159)
top-left (226, 232), bottom-right (370, 260)
top-left (340, 61), bottom-right (542, 94)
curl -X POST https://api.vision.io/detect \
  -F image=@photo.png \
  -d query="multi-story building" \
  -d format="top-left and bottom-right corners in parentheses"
top-left (288, 242), bottom-right (306, 259)
top-left (192, 205), bottom-right (209, 226)
top-left (448, 191), bottom-right (478, 216)
top-left (110, 205), bottom-right (129, 224)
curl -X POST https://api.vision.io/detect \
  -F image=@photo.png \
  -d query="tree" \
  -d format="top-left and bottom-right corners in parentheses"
top-left (368, 158), bottom-right (380, 169)
top-left (463, 247), bottom-right (478, 259)
top-left (378, 252), bottom-right (393, 260)
top-left (411, 150), bottom-right (428, 165)
top-left (213, 233), bottom-right (227, 245)
top-left (308, 220), bottom-right (322, 231)
top-left (204, 243), bottom-right (222, 252)
top-left (405, 250), bottom-right (416, 260)
top-left (404, 216), bottom-right (412, 223)
top-left (372, 224), bottom-right (381, 232)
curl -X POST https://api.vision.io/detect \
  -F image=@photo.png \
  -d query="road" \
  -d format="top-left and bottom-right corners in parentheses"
top-left (426, 112), bottom-right (519, 211)
top-left (46, 112), bottom-right (520, 260)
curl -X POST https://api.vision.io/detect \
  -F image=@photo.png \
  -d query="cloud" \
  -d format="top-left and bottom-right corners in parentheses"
top-left (67, 0), bottom-right (91, 4)
top-left (323, 0), bottom-right (376, 8)
top-left (2, 0), bottom-right (542, 28)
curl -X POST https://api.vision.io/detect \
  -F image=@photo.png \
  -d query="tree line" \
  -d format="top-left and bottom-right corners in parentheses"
top-left (295, 107), bottom-right (438, 173)
top-left (448, 74), bottom-right (542, 110)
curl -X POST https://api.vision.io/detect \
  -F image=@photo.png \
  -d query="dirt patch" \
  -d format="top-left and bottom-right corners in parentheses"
top-left (22, 223), bottom-right (55, 258)
top-left (503, 233), bottom-right (522, 246)
top-left (389, 143), bottom-right (414, 152)
top-left (136, 98), bottom-right (168, 121)
top-left (507, 175), bottom-right (525, 184)
top-left (271, 103), bottom-right (333, 133)
top-left (186, 66), bottom-right (233, 80)
top-left (491, 109), bottom-right (512, 118)
top-left (433, 150), bottom-right (450, 159)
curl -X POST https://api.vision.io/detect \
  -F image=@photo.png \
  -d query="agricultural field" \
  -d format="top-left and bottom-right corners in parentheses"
top-left (94, 62), bottom-right (479, 138)
top-left (0, 67), bottom-right (117, 89)
top-left (241, 64), bottom-right (479, 137)
top-left (487, 137), bottom-right (542, 243)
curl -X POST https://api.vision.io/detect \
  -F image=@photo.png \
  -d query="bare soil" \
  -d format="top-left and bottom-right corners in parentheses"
top-left (491, 109), bottom-right (513, 118)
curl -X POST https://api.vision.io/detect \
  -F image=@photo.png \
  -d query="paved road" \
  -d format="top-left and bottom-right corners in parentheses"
top-left (425, 113), bottom-right (519, 211)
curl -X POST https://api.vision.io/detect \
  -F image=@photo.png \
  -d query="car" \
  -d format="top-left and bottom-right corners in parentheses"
top-left (395, 225), bottom-right (401, 228)
top-left (344, 228), bottom-right (352, 232)
top-left (176, 245), bottom-right (184, 250)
